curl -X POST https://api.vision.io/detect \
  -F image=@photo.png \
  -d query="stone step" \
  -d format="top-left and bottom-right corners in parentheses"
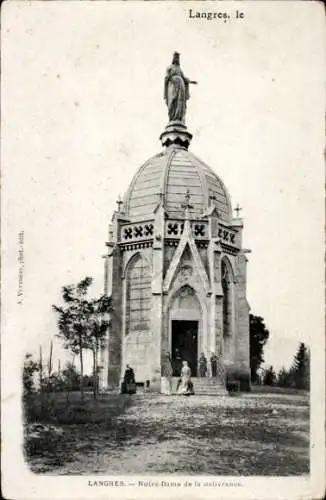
top-left (193, 388), bottom-right (227, 395)
top-left (172, 378), bottom-right (225, 385)
top-left (171, 377), bottom-right (228, 396)
top-left (193, 380), bottom-right (225, 385)
top-left (171, 377), bottom-right (224, 382)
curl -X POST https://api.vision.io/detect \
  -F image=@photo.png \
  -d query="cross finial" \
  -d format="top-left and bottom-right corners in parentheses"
top-left (181, 189), bottom-right (193, 210)
top-left (181, 189), bottom-right (193, 220)
top-left (155, 190), bottom-right (165, 203)
top-left (108, 224), bottom-right (114, 242)
top-left (209, 192), bottom-right (217, 206)
top-left (116, 195), bottom-right (123, 212)
top-left (154, 191), bottom-right (165, 212)
top-left (235, 203), bottom-right (242, 218)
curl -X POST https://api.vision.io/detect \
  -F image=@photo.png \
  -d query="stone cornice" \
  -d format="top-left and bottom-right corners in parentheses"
top-left (120, 241), bottom-right (153, 252)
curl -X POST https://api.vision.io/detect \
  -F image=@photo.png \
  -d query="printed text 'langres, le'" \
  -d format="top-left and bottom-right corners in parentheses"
top-left (188, 9), bottom-right (245, 23)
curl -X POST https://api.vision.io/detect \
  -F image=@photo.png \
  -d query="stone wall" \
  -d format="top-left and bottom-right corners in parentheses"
top-left (120, 247), bottom-right (154, 383)
top-left (101, 211), bottom-right (250, 392)
top-left (107, 246), bottom-right (123, 387)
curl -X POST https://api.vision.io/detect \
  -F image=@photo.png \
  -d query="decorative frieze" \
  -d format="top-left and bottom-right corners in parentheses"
top-left (120, 241), bottom-right (153, 252)
top-left (220, 244), bottom-right (238, 256)
top-left (217, 225), bottom-right (237, 246)
top-left (120, 221), bottom-right (154, 242)
top-left (165, 239), bottom-right (208, 250)
top-left (197, 242), bottom-right (208, 249)
top-left (165, 220), bottom-right (208, 240)
top-left (119, 219), bottom-right (237, 251)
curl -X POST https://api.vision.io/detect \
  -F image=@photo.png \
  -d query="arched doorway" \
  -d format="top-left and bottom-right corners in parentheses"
top-left (169, 285), bottom-right (201, 376)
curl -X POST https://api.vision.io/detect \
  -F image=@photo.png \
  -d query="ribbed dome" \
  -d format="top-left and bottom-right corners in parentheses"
top-left (124, 146), bottom-right (232, 222)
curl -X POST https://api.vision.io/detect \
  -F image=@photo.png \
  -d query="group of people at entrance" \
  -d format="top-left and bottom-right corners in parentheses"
top-left (198, 352), bottom-right (219, 377)
top-left (162, 353), bottom-right (194, 396)
top-left (171, 349), bottom-right (219, 377)
top-left (121, 351), bottom-right (221, 396)
top-left (161, 350), bottom-right (221, 395)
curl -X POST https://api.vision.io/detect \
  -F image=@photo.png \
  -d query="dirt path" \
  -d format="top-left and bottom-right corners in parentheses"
top-left (27, 392), bottom-right (309, 475)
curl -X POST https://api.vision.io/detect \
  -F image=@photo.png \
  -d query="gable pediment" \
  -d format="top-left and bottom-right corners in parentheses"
top-left (163, 220), bottom-right (210, 293)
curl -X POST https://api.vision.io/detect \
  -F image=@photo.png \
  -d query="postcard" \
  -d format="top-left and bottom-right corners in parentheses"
top-left (1, 1), bottom-right (325, 499)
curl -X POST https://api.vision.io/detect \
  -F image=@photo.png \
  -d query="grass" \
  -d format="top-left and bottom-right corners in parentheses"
top-left (23, 389), bottom-right (309, 476)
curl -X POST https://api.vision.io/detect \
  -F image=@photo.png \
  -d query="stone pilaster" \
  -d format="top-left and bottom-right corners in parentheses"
top-left (106, 244), bottom-right (123, 388)
top-left (215, 296), bottom-right (224, 357)
top-left (231, 218), bottom-right (243, 248)
top-left (99, 212), bottom-right (128, 391)
top-left (99, 245), bottom-right (113, 391)
top-left (234, 250), bottom-right (250, 375)
top-left (151, 201), bottom-right (166, 391)
top-left (207, 211), bottom-right (224, 376)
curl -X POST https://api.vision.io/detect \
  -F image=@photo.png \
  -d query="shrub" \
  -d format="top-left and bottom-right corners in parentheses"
top-left (23, 354), bottom-right (39, 395)
top-left (225, 367), bottom-right (251, 392)
top-left (23, 393), bottom-right (95, 425)
top-left (24, 423), bottom-right (64, 458)
top-left (226, 380), bottom-right (240, 393)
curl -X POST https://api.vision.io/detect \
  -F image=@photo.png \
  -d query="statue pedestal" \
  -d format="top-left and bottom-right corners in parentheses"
top-left (159, 121), bottom-right (193, 149)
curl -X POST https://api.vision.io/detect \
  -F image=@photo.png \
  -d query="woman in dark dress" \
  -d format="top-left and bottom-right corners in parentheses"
top-left (210, 352), bottom-right (218, 377)
top-left (121, 365), bottom-right (136, 394)
top-left (173, 348), bottom-right (183, 377)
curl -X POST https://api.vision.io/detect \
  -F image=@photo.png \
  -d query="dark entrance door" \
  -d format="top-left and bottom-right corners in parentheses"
top-left (171, 320), bottom-right (198, 377)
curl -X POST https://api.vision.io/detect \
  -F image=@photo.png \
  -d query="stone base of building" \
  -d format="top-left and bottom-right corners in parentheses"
top-left (191, 377), bottom-right (228, 396)
top-left (161, 377), bottom-right (228, 396)
top-left (107, 367), bottom-right (121, 389)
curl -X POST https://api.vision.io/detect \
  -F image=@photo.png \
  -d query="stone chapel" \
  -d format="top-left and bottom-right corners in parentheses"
top-left (99, 54), bottom-right (250, 393)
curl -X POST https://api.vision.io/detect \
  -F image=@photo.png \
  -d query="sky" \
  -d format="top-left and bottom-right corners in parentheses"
top-left (2, 1), bottom-right (325, 376)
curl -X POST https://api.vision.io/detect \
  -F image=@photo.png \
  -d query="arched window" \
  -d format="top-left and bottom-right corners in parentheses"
top-left (222, 258), bottom-right (233, 339)
top-left (125, 254), bottom-right (151, 335)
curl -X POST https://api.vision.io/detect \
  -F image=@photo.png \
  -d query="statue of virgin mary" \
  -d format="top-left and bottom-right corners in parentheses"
top-left (164, 52), bottom-right (197, 124)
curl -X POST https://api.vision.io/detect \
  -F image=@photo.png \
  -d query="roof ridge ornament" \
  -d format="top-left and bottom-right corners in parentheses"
top-left (209, 193), bottom-right (217, 204)
top-left (116, 195), bottom-right (124, 213)
top-left (234, 203), bottom-right (242, 218)
top-left (153, 190), bottom-right (168, 216)
top-left (181, 189), bottom-right (194, 219)
top-left (157, 190), bottom-right (165, 205)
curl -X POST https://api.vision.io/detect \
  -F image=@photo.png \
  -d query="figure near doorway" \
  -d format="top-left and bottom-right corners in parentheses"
top-left (171, 320), bottom-right (198, 376)
top-left (198, 352), bottom-right (207, 377)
